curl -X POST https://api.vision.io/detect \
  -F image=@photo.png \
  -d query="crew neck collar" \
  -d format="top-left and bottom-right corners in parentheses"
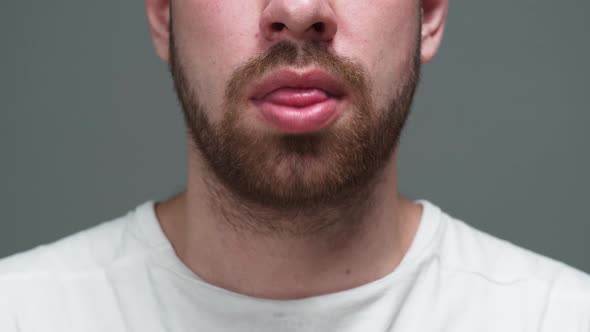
top-left (128, 198), bottom-right (444, 305)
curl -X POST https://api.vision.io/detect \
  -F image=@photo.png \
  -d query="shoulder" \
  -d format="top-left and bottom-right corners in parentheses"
top-left (437, 211), bottom-right (571, 281)
top-left (433, 206), bottom-right (590, 328)
top-left (0, 201), bottom-right (160, 278)
top-left (0, 202), bottom-right (157, 314)
top-left (0, 213), bottom-right (129, 278)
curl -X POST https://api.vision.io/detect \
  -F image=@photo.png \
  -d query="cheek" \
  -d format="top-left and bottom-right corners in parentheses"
top-left (172, 1), bottom-right (262, 121)
top-left (334, 0), bottom-right (420, 109)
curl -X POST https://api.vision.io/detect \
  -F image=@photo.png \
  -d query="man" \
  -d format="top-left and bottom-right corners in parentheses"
top-left (1, 0), bottom-right (589, 330)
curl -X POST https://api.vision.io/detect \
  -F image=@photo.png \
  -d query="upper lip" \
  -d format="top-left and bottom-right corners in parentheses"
top-left (249, 68), bottom-right (349, 100)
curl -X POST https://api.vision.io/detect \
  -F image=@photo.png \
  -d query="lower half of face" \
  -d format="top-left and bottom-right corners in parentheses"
top-left (170, 18), bottom-right (421, 211)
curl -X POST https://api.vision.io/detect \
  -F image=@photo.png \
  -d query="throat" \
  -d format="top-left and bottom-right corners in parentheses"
top-left (201, 169), bottom-right (376, 239)
top-left (154, 160), bottom-right (420, 300)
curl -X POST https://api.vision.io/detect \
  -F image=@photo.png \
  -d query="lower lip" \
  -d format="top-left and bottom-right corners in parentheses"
top-left (252, 88), bottom-right (344, 134)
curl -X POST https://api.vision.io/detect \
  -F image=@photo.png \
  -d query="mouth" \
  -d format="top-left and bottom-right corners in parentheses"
top-left (249, 69), bottom-right (349, 134)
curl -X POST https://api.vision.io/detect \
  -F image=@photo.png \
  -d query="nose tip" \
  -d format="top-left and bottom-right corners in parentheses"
top-left (259, 0), bottom-right (338, 43)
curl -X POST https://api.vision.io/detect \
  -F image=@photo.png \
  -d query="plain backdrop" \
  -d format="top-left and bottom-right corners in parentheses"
top-left (1, 1), bottom-right (589, 273)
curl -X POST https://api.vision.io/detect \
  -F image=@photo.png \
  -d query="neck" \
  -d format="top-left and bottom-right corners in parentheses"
top-left (156, 151), bottom-right (423, 300)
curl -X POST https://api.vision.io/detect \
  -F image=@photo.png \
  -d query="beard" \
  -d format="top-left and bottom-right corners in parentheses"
top-left (169, 33), bottom-right (420, 214)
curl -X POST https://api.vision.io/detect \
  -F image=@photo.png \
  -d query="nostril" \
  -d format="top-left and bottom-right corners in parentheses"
top-left (312, 22), bottom-right (325, 33)
top-left (271, 22), bottom-right (286, 32)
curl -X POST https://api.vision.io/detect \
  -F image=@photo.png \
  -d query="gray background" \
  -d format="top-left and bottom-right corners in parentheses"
top-left (1, 1), bottom-right (588, 273)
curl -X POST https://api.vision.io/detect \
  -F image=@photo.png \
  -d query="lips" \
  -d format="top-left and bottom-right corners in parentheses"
top-left (249, 69), bottom-right (348, 134)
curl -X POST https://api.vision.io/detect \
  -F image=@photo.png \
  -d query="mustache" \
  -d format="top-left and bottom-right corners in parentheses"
top-left (224, 40), bottom-right (371, 103)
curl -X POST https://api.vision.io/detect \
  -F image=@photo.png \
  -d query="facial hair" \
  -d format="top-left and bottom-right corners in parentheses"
top-left (169, 29), bottom-right (420, 235)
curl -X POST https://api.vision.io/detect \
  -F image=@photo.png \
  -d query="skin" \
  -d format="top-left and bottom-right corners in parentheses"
top-left (145, 0), bottom-right (448, 299)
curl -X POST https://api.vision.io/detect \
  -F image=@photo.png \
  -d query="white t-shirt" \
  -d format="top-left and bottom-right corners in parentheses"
top-left (0, 200), bottom-right (589, 331)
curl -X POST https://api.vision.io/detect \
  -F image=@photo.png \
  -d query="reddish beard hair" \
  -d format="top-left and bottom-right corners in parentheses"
top-left (169, 28), bottom-right (420, 234)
